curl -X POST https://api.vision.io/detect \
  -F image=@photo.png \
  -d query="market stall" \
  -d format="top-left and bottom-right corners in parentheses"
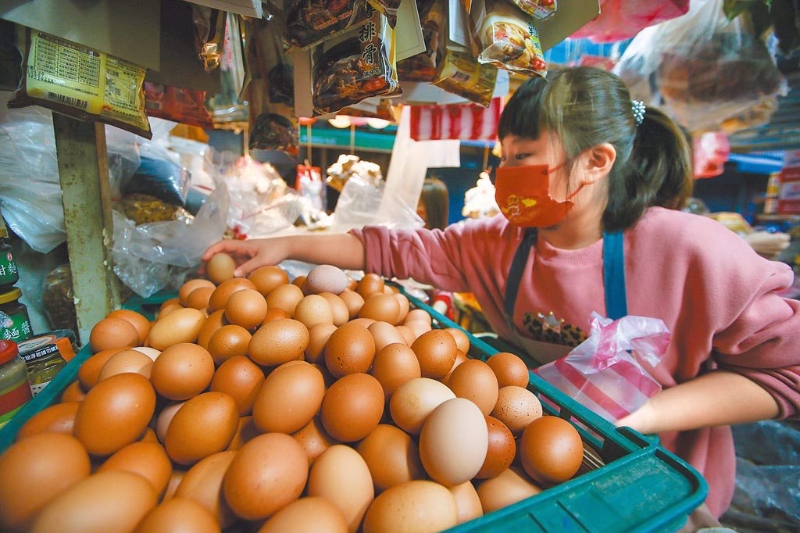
top-left (0, 0), bottom-right (799, 532)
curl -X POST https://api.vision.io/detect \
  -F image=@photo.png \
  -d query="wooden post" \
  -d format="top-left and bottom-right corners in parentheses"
top-left (52, 114), bottom-right (120, 345)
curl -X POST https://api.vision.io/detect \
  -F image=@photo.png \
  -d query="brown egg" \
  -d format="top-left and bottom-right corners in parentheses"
top-left (444, 327), bottom-right (470, 354)
top-left (475, 416), bottom-right (517, 479)
top-left (89, 317), bottom-right (140, 353)
top-left (207, 324), bottom-right (252, 365)
top-left (305, 322), bottom-right (338, 365)
top-left (338, 289), bottom-right (365, 319)
top-left (262, 307), bottom-right (291, 323)
top-left (446, 359), bottom-right (499, 416)
top-left (208, 277), bottom-right (257, 313)
top-left (96, 348), bottom-right (154, 382)
top-left (136, 497), bottom-right (220, 533)
top-left (389, 377), bottom-right (456, 435)
top-left (403, 308), bottom-right (432, 325)
top-left (395, 325), bottom-right (417, 345)
top-left (133, 346), bottom-right (161, 361)
top-left (249, 318), bottom-right (310, 366)
top-left (223, 433), bottom-right (309, 521)
top-left (155, 401), bottom-right (186, 443)
top-left (393, 293), bottom-right (410, 325)
top-left (476, 466), bottom-right (542, 513)
top-left (248, 265), bottom-right (290, 296)
top-left (318, 292), bottom-right (350, 326)
top-left (265, 283), bottom-right (304, 316)
top-left (294, 294), bottom-right (334, 329)
top-left (259, 497), bottom-right (349, 533)
top-left (107, 309), bottom-right (152, 345)
top-left (97, 441), bottom-right (173, 499)
top-left (210, 355), bottom-right (266, 416)
top-left (370, 343), bottom-right (421, 400)
top-left (367, 321), bottom-right (407, 352)
top-left (252, 360), bottom-right (325, 434)
top-left (411, 329), bottom-right (458, 379)
top-left (147, 307), bottom-right (206, 350)
top-left (175, 450), bottom-right (238, 528)
top-left (324, 322), bottom-right (376, 378)
top-left (16, 401), bottom-right (80, 441)
top-left (320, 373), bottom-right (385, 442)
top-left (490, 385), bottom-right (543, 435)
top-left (77, 348), bottom-right (125, 390)
top-left (165, 391), bottom-right (240, 465)
top-left (449, 481), bottom-right (483, 525)
top-left (404, 320), bottom-right (433, 339)
top-left (206, 252), bottom-right (236, 284)
top-left (0, 433), bottom-right (91, 531)
top-left (139, 427), bottom-right (159, 443)
top-left (179, 279), bottom-right (217, 306)
top-left (226, 416), bottom-right (261, 451)
top-left (74, 373), bottom-right (156, 456)
top-left (31, 470), bottom-right (157, 533)
top-left (486, 352), bottom-right (530, 388)
top-left (304, 264), bottom-right (349, 295)
top-left (157, 298), bottom-right (183, 320)
top-left (150, 343), bottom-right (215, 401)
top-left (348, 317), bottom-right (376, 328)
top-left (225, 288), bottom-right (268, 330)
top-left (357, 273), bottom-right (384, 299)
top-left (60, 380), bottom-right (86, 403)
top-left (292, 416), bottom-right (337, 465)
top-left (518, 415), bottom-right (584, 485)
top-left (443, 350), bottom-right (469, 383)
top-left (357, 424), bottom-right (425, 492)
top-left (307, 444), bottom-right (375, 532)
top-left (359, 293), bottom-right (400, 323)
top-left (162, 469), bottom-right (186, 502)
top-left (182, 286), bottom-right (213, 311)
top-left (196, 309), bottom-right (229, 350)
top-left (292, 275), bottom-right (307, 291)
top-left (362, 480), bottom-right (458, 533)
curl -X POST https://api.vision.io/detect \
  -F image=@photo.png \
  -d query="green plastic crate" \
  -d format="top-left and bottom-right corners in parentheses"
top-left (0, 287), bottom-right (708, 533)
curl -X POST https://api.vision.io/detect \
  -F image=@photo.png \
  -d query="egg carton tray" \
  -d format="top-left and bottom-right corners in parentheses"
top-left (0, 288), bottom-right (708, 533)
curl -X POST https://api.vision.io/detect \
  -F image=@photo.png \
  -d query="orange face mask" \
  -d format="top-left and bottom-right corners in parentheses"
top-left (494, 164), bottom-right (582, 228)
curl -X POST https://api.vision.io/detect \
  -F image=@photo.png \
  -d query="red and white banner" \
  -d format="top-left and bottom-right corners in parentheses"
top-left (409, 97), bottom-right (503, 142)
top-left (778, 150), bottom-right (800, 215)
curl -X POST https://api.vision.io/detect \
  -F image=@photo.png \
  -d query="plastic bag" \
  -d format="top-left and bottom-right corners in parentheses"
top-left (571, 0), bottom-right (689, 43)
top-left (534, 312), bottom-right (669, 423)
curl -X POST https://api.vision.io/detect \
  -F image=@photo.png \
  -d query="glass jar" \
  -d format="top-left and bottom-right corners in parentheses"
top-left (0, 340), bottom-right (33, 429)
top-left (24, 336), bottom-right (71, 397)
top-left (0, 287), bottom-right (33, 343)
top-left (0, 227), bottom-right (19, 291)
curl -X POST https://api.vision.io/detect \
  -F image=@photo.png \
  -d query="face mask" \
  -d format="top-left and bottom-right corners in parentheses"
top-left (494, 163), bottom-right (582, 228)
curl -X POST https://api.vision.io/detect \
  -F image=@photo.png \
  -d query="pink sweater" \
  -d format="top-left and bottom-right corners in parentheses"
top-left (352, 206), bottom-right (800, 517)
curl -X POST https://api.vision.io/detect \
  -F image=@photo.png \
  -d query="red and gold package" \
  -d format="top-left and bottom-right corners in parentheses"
top-left (283, 0), bottom-right (374, 50)
top-left (144, 82), bottom-right (214, 129)
top-left (506, 0), bottom-right (557, 20)
top-left (473, 0), bottom-right (547, 77)
top-left (311, 12), bottom-right (402, 115)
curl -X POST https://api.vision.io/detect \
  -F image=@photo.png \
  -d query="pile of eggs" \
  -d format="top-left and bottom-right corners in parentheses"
top-left (0, 255), bottom-right (585, 533)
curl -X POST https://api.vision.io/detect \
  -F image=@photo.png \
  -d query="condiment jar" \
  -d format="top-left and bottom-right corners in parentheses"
top-left (0, 227), bottom-right (19, 291)
top-left (0, 340), bottom-right (33, 429)
top-left (0, 287), bottom-right (33, 342)
top-left (23, 335), bottom-right (72, 397)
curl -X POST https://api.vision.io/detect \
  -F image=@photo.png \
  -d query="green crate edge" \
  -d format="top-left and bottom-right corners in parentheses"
top-left (0, 288), bottom-right (708, 533)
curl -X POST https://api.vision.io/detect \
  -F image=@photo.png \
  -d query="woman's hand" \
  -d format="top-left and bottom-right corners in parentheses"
top-left (201, 238), bottom-right (287, 278)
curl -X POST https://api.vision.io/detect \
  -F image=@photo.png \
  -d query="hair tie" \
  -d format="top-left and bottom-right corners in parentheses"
top-left (631, 100), bottom-right (646, 125)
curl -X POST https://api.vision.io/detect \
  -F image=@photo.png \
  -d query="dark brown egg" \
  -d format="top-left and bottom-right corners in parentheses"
top-left (518, 416), bottom-right (583, 485)
top-left (411, 329), bottom-right (458, 380)
top-left (320, 373), bottom-right (384, 442)
top-left (224, 288), bottom-right (268, 330)
top-left (446, 359), bottom-right (499, 416)
top-left (357, 273), bottom-right (385, 299)
top-left (207, 324), bottom-right (252, 366)
top-left (196, 309), bottom-right (229, 350)
top-left (475, 416), bottom-right (516, 479)
top-left (486, 352), bottom-right (530, 388)
top-left (324, 322), bottom-right (376, 378)
top-left (210, 355), bottom-right (266, 416)
top-left (207, 278), bottom-right (257, 313)
top-left (248, 318), bottom-right (310, 367)
top-left (248, 266), bottom-right (290, 296)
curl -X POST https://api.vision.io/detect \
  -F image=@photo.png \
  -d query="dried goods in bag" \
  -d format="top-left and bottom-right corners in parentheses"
top-left (311, 13), bottom-right (402, 116)
top-left (283, 0), bottom-right (374, 50)
top-left (473, 0), bottom-right (547, 77)
top-left (505, 0), bottom-right (557, 20)
top-left (397, 0), bottom-right (444, 82)
top-left (433, 48), bottom-right (497, 107)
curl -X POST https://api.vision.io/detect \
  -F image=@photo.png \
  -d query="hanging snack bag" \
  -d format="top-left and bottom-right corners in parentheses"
top-left (311, 11), bottom-right (402, 116)
top-left (369, 0), bottom-right (403, 27)
top-left (433, 48), bottom-right (498, 107)
top-left (283, 0), bottom-right (374, 50)
top-left (191, 5), bottom-right (227, 72)
top-left (473, 0), bottom-right (547, 77)
top-left (397, 0), bottom-right (445, 82)
top-left (505, 0), bottom-right (557, 20)
top-left (10, 29), bottom-right (152, 138)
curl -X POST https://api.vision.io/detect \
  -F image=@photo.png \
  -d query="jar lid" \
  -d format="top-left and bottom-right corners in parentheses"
top-left (0, 287), bottom-right (22, 305)
top-left (0, 340), bottom-right (19, 365)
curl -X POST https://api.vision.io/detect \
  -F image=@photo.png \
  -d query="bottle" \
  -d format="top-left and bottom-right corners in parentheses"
top-left (0, 227), bottom-right (19, 291)
top-left (19, 332), bottom-right (74, 397)
top-left (0, 340), bottom-right (33, 429)
top-left (0, 287), bottom-right (33, 342)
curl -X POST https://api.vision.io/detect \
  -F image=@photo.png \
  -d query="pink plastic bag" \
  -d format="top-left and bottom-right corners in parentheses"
top-left (534, 312), bottom-right (669, 423)
top-left (570, 0), bottom-right (689, 43)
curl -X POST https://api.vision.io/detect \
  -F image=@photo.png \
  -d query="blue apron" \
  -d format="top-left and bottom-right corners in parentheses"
top-left (502, 229), bottom-right (628, 364)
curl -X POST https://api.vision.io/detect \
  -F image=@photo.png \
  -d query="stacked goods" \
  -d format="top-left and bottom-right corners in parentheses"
top-left (0, 256), bottom-right (588, 533)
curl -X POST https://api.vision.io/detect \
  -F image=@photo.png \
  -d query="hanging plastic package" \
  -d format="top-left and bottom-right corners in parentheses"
top-left (472, 0), bottom-right (547, 78)
top-left (397, 0), bottom-right (444, 82)
top-left (283, 0), bottom-right (374, 50)
top-left (534, 312), bottom-right (670, 424)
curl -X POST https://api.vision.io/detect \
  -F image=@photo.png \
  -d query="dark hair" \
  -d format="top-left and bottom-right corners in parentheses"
top-left (498, 66), bottom-right (693, 232)
top-left (419, 177), bottom-right (450, 230)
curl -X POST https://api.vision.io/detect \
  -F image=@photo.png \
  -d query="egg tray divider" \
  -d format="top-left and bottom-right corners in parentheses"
top-left (0, 287), bottom-right (708, 533)
top-left (392, 282), bottom-right (709, 533)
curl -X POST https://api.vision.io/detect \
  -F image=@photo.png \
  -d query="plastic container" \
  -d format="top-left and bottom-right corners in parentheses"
top-left (0, 227), bottom-right (19, 290)
top-left (0, 287), bottom-right (32, 343)
top-left (0, 289), bottom-right (708, 532)
top-left (18, 331), bottom-right (76, 397)
top-left (0, 340), bottom-right (33, 429)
